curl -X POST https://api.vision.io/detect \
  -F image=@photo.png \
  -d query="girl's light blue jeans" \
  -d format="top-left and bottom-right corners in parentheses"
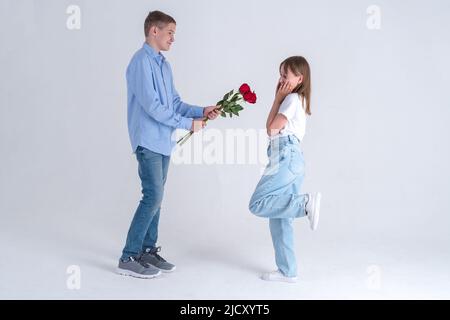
top-left (249, 135), bottom-right (307, 277)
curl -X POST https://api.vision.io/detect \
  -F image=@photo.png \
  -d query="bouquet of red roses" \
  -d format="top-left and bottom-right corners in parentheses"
top-left (177, 83), bottom-right (257, 146)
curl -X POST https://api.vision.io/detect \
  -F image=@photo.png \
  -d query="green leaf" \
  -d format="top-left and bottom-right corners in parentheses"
top-left (222, 100), bottom-right (229, 108)
top-left (223, 89), bottom-right (234, 101)
top-left (221, 111), bottom-right (226, 117)
top-left (233, 105), bottom-right (243, 113)
top-left (230, 93), bottom-right (240, 102)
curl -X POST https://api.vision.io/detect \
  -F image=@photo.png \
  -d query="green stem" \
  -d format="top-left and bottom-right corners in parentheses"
top-left (176, 106), bottom-right (225, 146)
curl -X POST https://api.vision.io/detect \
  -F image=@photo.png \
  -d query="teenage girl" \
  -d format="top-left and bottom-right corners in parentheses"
top-left (249, 56), bottom-right (321, 283)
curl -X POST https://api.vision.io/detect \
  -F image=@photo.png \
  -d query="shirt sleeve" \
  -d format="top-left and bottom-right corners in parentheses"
top-left (172, 85), bottom-right (204, 119)
top-left (165, 60), bottom-right (204, 119)
top-left (278, 94), bottom-right (297, 120)
top-left (127, 56), bottom-right (193, 131)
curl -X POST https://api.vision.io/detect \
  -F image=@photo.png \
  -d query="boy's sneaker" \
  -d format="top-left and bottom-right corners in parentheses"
top-left (140, 247), bottom-right (176, 272)
top-left (116, 256), bottom-right (162, 279)
top-left (306, 192), bottom-right (321, 231)
top-left (261, 270), bottom-right (298, 283)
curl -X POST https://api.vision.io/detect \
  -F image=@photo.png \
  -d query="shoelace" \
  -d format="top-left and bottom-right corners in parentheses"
top-left (147, 246), bottom-right (167, 262)
top-left (129, 256), bottom-right (150, 268)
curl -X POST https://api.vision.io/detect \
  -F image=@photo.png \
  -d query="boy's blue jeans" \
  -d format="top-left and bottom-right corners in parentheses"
top-left (249, 135), bottom-right (308, 277)
top-left (121, 146), bottom-right (170, 260)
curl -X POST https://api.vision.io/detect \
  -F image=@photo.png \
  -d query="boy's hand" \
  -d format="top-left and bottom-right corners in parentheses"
top-left (203, 105), bottom-right (221, 120)
top-left (191, 119), bottom-right (206, 132)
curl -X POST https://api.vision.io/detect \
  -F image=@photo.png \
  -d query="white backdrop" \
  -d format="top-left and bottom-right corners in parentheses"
top-left (1, 0), bottom-right (449, 299)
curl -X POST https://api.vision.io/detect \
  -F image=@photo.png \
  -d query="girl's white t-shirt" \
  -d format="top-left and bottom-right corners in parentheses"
top-left (274, 93), bottom-right (306, 141)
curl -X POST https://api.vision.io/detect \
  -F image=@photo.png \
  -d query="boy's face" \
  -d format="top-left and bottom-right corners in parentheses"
top-left (152, 22), bottom-right (176, 52)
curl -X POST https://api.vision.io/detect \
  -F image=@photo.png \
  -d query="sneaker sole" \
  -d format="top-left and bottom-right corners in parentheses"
top-left (116, 268), bottom-right (162, 279)
top-left (310, 192), bottom-right (321, 231)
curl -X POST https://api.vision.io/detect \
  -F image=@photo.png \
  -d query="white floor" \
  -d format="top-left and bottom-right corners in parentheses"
top-left (1, 213), bottom-right (449, 300)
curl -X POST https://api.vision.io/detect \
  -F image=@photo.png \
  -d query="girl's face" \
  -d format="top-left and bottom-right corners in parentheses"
top-left (279, 65), bottom-right (303, 90)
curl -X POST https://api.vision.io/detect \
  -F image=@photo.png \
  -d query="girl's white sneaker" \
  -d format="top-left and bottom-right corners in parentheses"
top-left (260, 270), bottom-right (298, 283)
top-left (306, 192), bottom-right (321, 231)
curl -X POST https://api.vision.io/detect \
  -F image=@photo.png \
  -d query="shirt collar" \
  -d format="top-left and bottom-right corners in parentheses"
top-left (143, 42), bottom-right (165, 66)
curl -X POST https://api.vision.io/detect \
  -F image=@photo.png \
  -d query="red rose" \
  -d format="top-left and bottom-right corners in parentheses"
top-left (243, 91), bottom-right (257, 104)
top-left (239, 83), bottom-right (251, 95)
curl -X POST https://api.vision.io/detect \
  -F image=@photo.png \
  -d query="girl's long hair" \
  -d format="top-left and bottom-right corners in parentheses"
top-left (280, 56), bottom-right (312, 115)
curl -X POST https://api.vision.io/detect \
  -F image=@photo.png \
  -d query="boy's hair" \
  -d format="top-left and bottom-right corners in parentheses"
top-left (144, 10), bottom-right (176, 37)
top-left (280, 56), bottom-right (312, 115)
